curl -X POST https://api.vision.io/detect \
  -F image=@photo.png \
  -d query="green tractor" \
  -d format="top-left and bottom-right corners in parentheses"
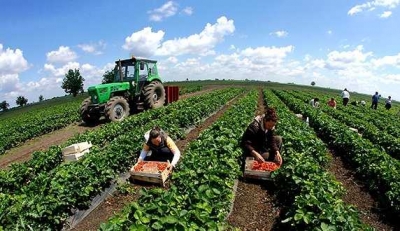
top-left (80, 57), bottom-right (166, 124)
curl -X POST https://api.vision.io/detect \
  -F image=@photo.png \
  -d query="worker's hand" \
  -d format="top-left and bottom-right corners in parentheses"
top-left (274, 152), bottom-right (282, 166)
top-left (253, 151), bottom-right (266, 163)
top-left (137, 158), bottom-right (143, 163)
top-left (167, 164), bottom-right (174, 171)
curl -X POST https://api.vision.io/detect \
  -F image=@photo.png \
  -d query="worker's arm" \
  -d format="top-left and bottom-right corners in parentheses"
top-left (138, 144), bottom-right (150, 162)
top-left (274, 151), bottom-right (282, 166)
top-left (166, 137), bottom-right (181, 167)
top-left (241, 122), bottom-right (266, 162)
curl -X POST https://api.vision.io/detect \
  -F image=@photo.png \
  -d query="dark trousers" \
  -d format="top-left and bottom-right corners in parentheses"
top-left (144, 151), bottom-right (173, 162)
top-left (343, 98), bottom-right (349, 106)
top-left (371, 102), bottom-right (378, 110)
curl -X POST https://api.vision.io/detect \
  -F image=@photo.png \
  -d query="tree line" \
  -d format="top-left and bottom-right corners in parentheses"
top-left (1, 68), bottom-right (114, 112)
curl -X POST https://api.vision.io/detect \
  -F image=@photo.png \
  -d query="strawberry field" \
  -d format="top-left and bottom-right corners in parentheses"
top-left (0, 82), bottom-right (398, 230)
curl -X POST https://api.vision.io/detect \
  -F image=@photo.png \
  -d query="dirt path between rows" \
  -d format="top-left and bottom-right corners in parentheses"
top-left (227, 88), bottom-right (280, 231)
top-left (0, 87), bottom-right (228, 169)
top-left (70, 91), bottom-right (243, 231)
top-left (327, 150), bottom-right (396, 231)
top-left (0, 122), bottom-right (97, 169)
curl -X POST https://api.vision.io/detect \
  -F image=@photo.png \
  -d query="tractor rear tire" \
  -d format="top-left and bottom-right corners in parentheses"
top-left (143, 81), bottom-right (166, 109)
top-left (80, 97), bottom-right (100, 125)
top-left (105, 96), bottom-right (130, 122)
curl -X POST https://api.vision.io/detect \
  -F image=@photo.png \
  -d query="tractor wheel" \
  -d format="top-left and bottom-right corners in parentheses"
top-left (143, 81), bottom-right (166, 109)
top-left (80, 97), bottom-right (100, 124)
top-left (105, 96), bottom-right (130, 122)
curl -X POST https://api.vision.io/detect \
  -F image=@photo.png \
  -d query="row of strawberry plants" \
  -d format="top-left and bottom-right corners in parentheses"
top-left (287, 90), bottom-right (400, 160)
top-left (0, 88), bottom-right (237, 194)
top-left (0, 100), bottom-right (82, 155)
top-left (274, 90), bottom-right (400, 218)
top-left (263, 90), bottom-right (370, 230)
top-left (0, 88), bottom-right (243, 230)
top-left (99, 91), bottom-right (258, 230)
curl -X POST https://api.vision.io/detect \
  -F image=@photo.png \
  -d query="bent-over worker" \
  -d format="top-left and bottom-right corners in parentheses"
top-left (240, 107), bottom-right (283, 166)
top-left (138, 126), bottom-right (181, 170)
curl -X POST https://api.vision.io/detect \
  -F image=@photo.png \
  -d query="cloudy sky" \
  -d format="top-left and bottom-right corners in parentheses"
top-left (1, 0), bottom-right (400, 107)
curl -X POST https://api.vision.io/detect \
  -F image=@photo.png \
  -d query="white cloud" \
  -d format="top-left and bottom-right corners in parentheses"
top-left (182, 7), bottom-right (193, 15)
top-left (155, 16), bottom-right (235, 56)
top-left (124, 16), bottom-right (235, 57)
top-left (348, 0), bottom-right (400, 16)
top-left (327, 30), bottom-right (333, 35)
top-left (325, 45), bottom-right (373, 70)
top-left (46, 46), bottom-right (77, 64)
top-left (166, 56), bottom-right (178, 64)
top-left (270, 30), bottom-right (288, 38)
top-left (380, 11), bottom-right (393, 17)
top-left (241, 46), bottom-right (294, 62)
top-left (122, 27), bottom-right (165, 57)
top-left (78, 41), bottom-right (106, 55)
top-left (0, 44), bottom-right (29, 96)
top-left (148, 1), bottom-right (178, 22)
top-left (0, 74), bottom-right (20, 93)
top-left (371, 53), bottom-right (400, 67)
top-left (44, 62), bottom-right (80, 77)
top-left (0, 44), bottom-right (29, 75)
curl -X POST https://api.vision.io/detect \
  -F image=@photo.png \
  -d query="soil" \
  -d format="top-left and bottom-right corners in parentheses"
top-left (327, 150), bottom-right (397, 231)
top-left (227, 89), bottom-right (280, 231)
top-left (70, 90), bottom-right (243, 231)
top-left (0, 122), bottom-right (97, 169)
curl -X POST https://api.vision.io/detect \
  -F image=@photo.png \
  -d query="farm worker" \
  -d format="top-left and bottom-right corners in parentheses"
top-left (327, 98), bottom-right (337, 109)
top-left (309, 98), bottom-right (320, 108)
top-left (341, 88), bottom-right (350, 106)
top-left (138, 126), bottom-right (181, 170)
top-left (371, 92), bottom-right (380, 110)
top-left (385, 96), bottom-right (392, 110)
top-left (240, 107), bottom-right (283, 165)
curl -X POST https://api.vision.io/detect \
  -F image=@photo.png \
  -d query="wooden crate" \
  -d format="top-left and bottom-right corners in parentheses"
top-left (129, 161), bottom-right (172, 187)
top-left (243, 157), bottom-right (272, 180)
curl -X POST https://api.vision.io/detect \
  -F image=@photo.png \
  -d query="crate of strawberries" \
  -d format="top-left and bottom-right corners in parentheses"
top-left (129, 161), bottom-right (171, 186)
top-left (243, 157), bottom-right (281, 180)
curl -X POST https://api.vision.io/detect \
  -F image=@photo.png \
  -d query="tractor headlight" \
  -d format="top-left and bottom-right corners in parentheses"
top-left (92, 95), bottom-right (98, 103)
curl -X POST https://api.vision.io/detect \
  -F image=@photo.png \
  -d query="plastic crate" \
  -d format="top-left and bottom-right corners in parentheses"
top-left (63, 149), bottom-right (90, 162)
top-left (62, 142), bottom-right (92, 155)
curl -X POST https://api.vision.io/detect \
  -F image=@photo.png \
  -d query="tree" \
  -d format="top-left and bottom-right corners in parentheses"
top-left (62, 69), bottom-right (85, 97)
top-left (0, 100), bottom-right (9, 111)
top-left (102, 69), bottom-right (114, 84)
top-left (16, 96), bottom-right (28, 107)
top-left (311, 81), bottom-right (316, 86)
top-left (39, 95), bottom-right (44, 102)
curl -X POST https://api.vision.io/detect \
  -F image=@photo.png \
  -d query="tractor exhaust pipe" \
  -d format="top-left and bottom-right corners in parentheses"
top-left (118, 59), bottom-right (123, 81)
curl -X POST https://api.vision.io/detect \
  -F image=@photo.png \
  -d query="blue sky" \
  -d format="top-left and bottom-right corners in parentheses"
top-left (1, 0), bottom-right (400, 107)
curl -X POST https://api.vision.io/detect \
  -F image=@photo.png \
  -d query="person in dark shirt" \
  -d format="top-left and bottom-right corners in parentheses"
top-left (371, 92), bottom-right (380, 110)
top-left (240, 107), bottom-right (283, 165)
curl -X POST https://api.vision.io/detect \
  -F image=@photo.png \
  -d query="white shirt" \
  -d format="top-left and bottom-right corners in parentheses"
top-left (341, 91), bottom-right (350, 99)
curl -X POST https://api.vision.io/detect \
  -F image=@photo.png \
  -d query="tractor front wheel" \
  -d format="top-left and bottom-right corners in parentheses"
top-left (143, 81), bottom-right (166, 109)
top-left (80, 97), bottom-right (100, 125)
top-left (105, 96), bottom-right (130, 122)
